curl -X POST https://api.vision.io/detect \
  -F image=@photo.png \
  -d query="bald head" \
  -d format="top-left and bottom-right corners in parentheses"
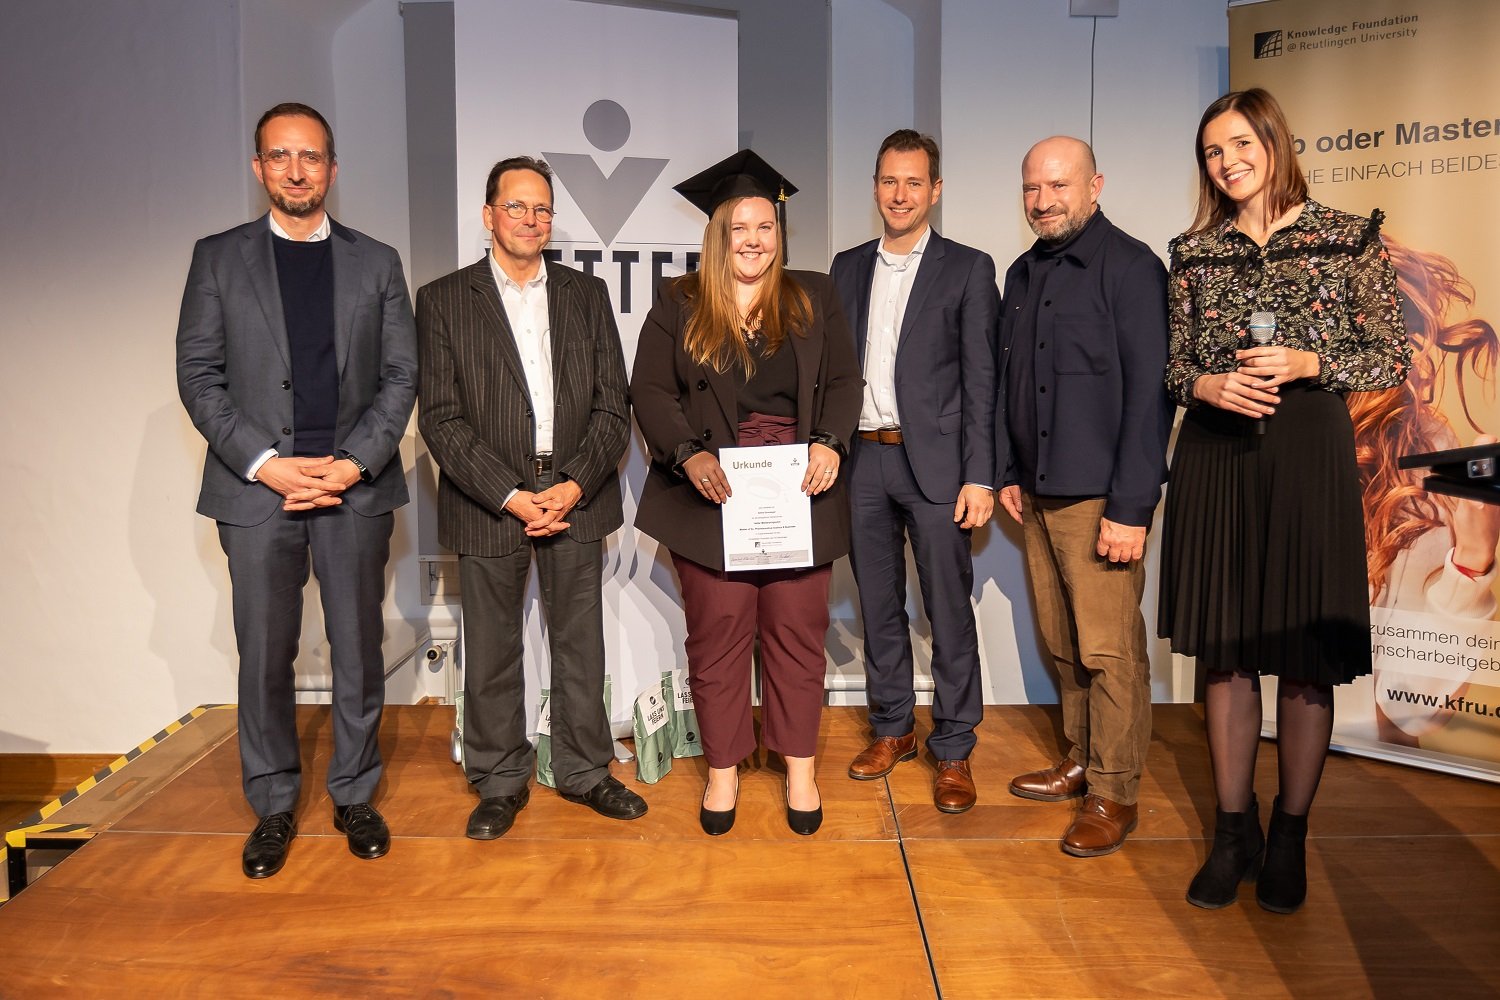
top-left (1021, 136), bottom-right (1102, 244)
top-left (1023, 136), bottom-right (1097, 176)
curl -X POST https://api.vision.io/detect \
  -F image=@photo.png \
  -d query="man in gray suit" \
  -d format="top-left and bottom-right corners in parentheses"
top-left (832, 130), bottom-right (999, 814)
top-left (417, 156), bottom-right (646, 840)
top-left (177, 103), bottom-right (417, 878)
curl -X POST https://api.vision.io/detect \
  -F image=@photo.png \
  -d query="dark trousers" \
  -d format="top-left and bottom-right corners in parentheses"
top-left (673, 555), bottom-right (832, 768)
top-left (218, 504), bottom-right (393, 817)
top-left (458, 490), bottom-right (613, 798)
top-left (848, 438), bottom-right (982, 760)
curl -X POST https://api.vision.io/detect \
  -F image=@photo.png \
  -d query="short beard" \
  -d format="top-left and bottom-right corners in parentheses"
top-left (270, 189), bottom-right (324, 218)
top-left (1029, 212), bottom-right (1085, 245)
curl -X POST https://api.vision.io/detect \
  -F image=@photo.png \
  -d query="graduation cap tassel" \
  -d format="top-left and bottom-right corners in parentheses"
top-left (777, 181), bottom-right (789, 265)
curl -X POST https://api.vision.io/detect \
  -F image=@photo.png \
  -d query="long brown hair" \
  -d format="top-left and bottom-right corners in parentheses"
top-left (1350, 236), bottom-right (1499, 596)
top-left (680, 195), bottom-right (812, 375)
top-left (1189, 88), bottom-right (1308, 234)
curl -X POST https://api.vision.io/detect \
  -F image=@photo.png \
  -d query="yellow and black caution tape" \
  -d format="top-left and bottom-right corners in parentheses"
top-left (2, 704), bottom-right (231, 898)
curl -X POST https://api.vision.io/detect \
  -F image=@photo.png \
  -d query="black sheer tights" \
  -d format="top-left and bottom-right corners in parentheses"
top-left (1203, 669), bottom-right (1334, 816)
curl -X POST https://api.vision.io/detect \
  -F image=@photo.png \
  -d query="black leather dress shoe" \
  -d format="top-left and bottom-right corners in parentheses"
top-left (242, 811), bottom-right (296, 879)
top-left (333, 802), bottom-right (391, 860)
top-left (561, 774), bottom-right (648, 820)
top-left (466, 789), bottom-right (530, 841)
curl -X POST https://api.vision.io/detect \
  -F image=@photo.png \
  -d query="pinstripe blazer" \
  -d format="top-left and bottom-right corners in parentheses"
top-left (416, 258), bottom-right (629, 556)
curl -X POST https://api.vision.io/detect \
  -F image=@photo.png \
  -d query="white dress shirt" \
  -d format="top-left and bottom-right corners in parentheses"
top-left (488, 253), bottom-right (555, 454)
top-left (858, 226), bottom-right (931, 431)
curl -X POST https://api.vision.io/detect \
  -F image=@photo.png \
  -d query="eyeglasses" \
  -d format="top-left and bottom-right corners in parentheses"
top-left (490, 201), bottom-right (555, 223)
top-left (258, 148), bottom-right (331, 171)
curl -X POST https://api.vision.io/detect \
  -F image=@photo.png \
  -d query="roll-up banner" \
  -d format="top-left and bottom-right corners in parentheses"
top-left (453, 0), bottom-right (738, 734)
top-left (1230, 0), bottom-right (1500, 781)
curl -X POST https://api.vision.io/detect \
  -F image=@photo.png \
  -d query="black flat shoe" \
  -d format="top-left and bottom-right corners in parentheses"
top-left (333, 802), bottom-right (391, 860)
top-left (699, 774), bottom-right (739, 836)
top-left (561, 774), bottom-right (648, 821)
top-left (242, 811), bottom-right (296, 879)
top-left (466, 789), bottom-right (530, 841)
top-left (786, 778), bottom-right (822, 836)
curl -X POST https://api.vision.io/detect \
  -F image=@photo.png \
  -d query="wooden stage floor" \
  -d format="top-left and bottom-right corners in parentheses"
top-left (1, 704), bottom-right (1497, 998)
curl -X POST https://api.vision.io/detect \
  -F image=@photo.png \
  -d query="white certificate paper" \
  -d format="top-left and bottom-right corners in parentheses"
top-left (719, 443), bottom-right (813, 570)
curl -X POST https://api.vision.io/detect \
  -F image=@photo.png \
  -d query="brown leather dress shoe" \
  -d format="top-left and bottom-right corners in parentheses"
top-left (1061, 794), bottom-right (1138, 857)
top-left (848, 732), bottom-right (918, 780)
top-left (933, 759), bottom-right (977, 814)
top-left (1009, 759), bottom-right (1087, 801)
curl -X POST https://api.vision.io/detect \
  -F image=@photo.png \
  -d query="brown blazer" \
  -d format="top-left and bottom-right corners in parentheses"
top-left (631, 270), bottom-right (863, 570)
top-left (417, 258), bottom-right (629, 557)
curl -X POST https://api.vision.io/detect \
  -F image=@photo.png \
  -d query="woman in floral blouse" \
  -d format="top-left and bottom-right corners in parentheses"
top-left (1158, 88), bottom-right (1410, 915)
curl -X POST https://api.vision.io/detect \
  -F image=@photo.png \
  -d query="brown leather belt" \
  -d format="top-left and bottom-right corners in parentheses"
top-left (858, 428), bottom-right (904, 445)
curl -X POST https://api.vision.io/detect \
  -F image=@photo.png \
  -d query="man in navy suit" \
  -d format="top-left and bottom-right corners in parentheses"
top-left (832, 130), bottom-right (999, 813)
top-left (177, 103), bottom-right (417, 878)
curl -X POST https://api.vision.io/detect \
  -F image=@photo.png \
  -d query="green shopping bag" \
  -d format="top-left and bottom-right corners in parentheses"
top-left (664, 668), bottom-right (703, 758)
top-left (632, 685), bottom-right (673, 784)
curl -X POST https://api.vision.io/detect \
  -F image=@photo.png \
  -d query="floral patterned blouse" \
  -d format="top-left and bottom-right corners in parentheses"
top-left (1164, 198), bottom-right (1411, 407)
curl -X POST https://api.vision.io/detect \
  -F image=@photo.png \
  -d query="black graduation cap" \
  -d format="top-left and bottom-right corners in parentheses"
top-left (673, 149), bottom-right (797, 262)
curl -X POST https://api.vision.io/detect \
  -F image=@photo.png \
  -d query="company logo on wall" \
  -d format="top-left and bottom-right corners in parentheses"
top-left (544, 100), bottom-right (668, 247)
top-left (1253, 16), bottom-right (1421, 57)
top-left (1254, 30), bottom-right (1284, 59)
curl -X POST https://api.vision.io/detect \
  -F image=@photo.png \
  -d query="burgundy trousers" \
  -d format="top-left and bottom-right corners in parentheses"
top-left (672, 412), bottom-right (832, 767)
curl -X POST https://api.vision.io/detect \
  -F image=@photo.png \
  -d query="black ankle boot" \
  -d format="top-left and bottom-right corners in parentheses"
top-left (1186, 797), bottom-right (1264, 909)
top-left (1256, 796), bottom-right (1308, 914)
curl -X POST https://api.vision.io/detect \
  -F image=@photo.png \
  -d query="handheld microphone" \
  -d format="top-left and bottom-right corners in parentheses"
top-left (1248, 311), bottom-right (1276, 436)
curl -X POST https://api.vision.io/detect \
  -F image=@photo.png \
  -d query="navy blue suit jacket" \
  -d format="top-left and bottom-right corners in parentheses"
top-left (831, 230), bottom-right (1000, 505)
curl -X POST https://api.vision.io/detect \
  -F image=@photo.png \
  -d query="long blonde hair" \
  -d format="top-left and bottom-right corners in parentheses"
top-left (680, 195), bottom-right (812, 375)
top-left (1350, 236), bottom-right (1498, 595)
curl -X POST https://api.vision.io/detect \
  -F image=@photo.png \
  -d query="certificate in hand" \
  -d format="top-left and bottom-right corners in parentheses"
top-left (719, 443), bottom-right (814, 570)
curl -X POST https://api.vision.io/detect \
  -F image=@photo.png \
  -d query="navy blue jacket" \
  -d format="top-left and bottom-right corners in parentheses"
top-left (832, 230), bottom-right (1000, 504)
top-left (996, 210), bottom-right (1172, 527)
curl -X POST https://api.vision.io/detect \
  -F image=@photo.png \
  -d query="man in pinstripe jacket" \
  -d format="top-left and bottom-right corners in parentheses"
top-left (417, 156), bottom-right (646, 839)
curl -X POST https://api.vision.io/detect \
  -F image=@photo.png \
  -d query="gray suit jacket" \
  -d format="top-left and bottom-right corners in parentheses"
top-left (415, 258), bottom-right (629, 557)
top-left (176, 214), bottom-right (418, 526)
top-left (831, 230), bottom-right (1000, 504)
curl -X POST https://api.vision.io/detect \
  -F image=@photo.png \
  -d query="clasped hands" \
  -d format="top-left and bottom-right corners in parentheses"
top-left (257, 455), bottom-right (361, 511)
top-left (683, 443), bottom-right (842, 505)
top-left (506, 479), bottom-right (584, 537)
top-left (1193, 344), bottom-right (1320, 419)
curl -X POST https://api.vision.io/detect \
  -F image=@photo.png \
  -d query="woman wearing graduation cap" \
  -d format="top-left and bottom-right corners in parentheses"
top-left (632, 150), bottom-right (863, 836)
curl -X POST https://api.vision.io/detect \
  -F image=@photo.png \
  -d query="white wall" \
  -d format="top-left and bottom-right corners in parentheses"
top-left (828, 0), bottom-right (1229, 704)
top-left (0, 0), bottom-right (420, 754)
top-left (941, 0), bottom-right (1228, 702)
top-left (1, 0), bottom-right (1228, 752)
top-left (831, 0), bottom-right (917, 252)
top-left (942, 0), bottom-right (1228, 268)
top-left (0, 1), bottom-right (244, 753)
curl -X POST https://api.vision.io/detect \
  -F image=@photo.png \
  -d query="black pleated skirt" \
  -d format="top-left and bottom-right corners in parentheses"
top-left (1158, 384), bottom-right (1371, 684)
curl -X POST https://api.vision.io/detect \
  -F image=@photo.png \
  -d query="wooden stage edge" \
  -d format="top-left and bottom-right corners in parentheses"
top-left (1, 704), bottom-right (1497, 999)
